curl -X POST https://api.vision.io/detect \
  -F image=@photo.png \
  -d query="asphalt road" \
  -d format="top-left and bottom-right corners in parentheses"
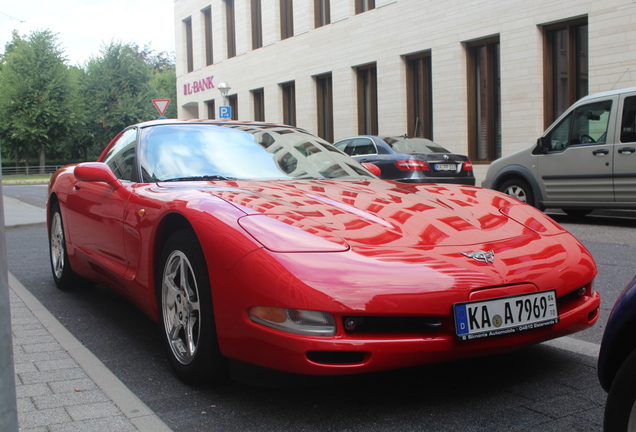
top-left (4, 185), bottom-right (635, 431)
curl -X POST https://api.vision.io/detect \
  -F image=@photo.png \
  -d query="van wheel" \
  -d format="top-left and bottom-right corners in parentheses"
top-left (499, 178), bottom-right (534, 206)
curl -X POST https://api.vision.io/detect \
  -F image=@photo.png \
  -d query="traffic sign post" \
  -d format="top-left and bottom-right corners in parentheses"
top-left (219, 106), bottom-right (232, 119)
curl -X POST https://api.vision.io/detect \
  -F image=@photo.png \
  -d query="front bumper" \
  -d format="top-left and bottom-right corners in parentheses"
top-left (210, 243), bottom-right (599, 376)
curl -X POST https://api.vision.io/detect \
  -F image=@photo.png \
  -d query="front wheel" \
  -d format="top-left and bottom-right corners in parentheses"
top-left (498, 178), bottom-right (534, 206)
top-left (157, 229), bottom-right (227, 383)
top-left (605, 349), bottom-right (636, 431)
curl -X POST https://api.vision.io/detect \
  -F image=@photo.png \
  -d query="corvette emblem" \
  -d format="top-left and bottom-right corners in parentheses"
top-left (461, 250), bottom-right (495, 264)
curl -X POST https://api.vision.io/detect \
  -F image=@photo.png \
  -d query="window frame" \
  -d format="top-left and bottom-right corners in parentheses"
top-left (314, 0), bottom-right (331, 28)
top-left (251, 0), bottom-right (263, 49)
top-left (466, 36), bottom-right (501, 163)
top-left (405, 51), bottom-right (433, 139)
top-left (355, 0), bottom-right (375, 14)
top-left (202, 7), bottom-right (213, 66)
top-left (183, 17), bottom-right (194, 73)
top-left (281, 81), bottom-right (296, 126)
top-left (224, 0), bottom-right (236, 58)
top-left (280, 0), bottom-right (294, 40)
top-left (542, 17), bottom-right (589, 127)
top-left (356, 63), bottom-right (379, 135)
top-left (252, 88), bottom-right (265, 121)
top-left (316, 73), bottom-right (334, 142)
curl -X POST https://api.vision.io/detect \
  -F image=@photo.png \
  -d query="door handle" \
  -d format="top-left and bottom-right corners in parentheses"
top-left (592, 149), bottom-right (609, 156)
top-left (618, 147), bottom-right (636, 155)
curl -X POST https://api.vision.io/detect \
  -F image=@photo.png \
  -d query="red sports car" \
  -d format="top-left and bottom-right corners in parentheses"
top-left (47, 120), bottom-right (600, 383)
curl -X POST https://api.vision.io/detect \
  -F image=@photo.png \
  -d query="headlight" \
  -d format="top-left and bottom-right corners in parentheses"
top-left (249, 306), bottom-right (336, 336)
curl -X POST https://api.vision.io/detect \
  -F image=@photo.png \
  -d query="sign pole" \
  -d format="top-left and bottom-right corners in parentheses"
top-left (0, 142), bottom-right (19, 432)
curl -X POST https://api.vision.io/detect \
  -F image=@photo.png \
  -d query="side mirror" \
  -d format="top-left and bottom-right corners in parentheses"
top-left (362, 162), bottom-right (381, 177)
top-left (74, 162), bottom-right (122, 189)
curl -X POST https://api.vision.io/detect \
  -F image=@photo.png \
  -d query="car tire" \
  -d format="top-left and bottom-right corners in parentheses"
top-left (605, 348), bottom-right (636, 432)
top-left (499, 178), bottom-right (534, 206)
top-left (157, 229), bottom-right (227, 383)
top-left (49, 202), bottom-right (81, 290)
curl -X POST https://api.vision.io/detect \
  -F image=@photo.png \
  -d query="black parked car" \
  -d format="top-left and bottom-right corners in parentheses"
top-left (333, 135), bottom-right (475, 185)
top-left (598, 274), bottom-right (636, 431)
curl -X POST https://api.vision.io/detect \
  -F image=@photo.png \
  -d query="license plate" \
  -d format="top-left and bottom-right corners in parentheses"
top-left (434, 163), bottom-right (456, 171)
top-left (454, 290), bottom-right (559, 340)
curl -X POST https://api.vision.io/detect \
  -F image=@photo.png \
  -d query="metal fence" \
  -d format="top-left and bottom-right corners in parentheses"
top-left (0, 166), bottom-right (64, 177)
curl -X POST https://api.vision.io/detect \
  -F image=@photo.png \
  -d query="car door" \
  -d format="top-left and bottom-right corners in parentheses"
top-left (615, 93), bottom-right (636, 203)
top-left (537, 97), bottom-right (617, 204)
top-left (65, 128), bottom-right (137, 280)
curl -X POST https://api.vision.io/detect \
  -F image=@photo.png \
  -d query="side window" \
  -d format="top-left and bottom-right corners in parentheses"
top-left (545, 100), bottom-right (612, 151)
top-left (334, 140), bottom-right (351, 154)
top-left (621, 96), bottom-right (636, 143)
top-left (350, 138), bottom-right (377, 156)
top-left (103, 128), bottom-right (138, 181)
top-left (546, 113), bottom-right (572, 151)
top-left (570, 100), bottom-right (612, 145)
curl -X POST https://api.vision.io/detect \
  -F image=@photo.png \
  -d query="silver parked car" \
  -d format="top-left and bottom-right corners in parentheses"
top-left (482, 86), bottom-right (636, 216)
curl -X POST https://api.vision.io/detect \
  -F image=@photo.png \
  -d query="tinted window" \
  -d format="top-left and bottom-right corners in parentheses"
top-left (103, 128), bottom-right (137, 181)
top-left (349, 138), bottom-right (377, 156)
top-left (382, 137), bottom-right (450, 154)
top-left (621, 96), bottom-right (636, 143)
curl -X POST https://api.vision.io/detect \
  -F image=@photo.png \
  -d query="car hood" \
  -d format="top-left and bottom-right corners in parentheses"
top-left (158, 179), bottom-right (564, 251)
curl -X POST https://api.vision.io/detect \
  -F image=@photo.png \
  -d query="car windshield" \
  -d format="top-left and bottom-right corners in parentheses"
top-left (382, 137), bottom-right (450, 154)
top-left (138, 124), bottom-right (374, 182)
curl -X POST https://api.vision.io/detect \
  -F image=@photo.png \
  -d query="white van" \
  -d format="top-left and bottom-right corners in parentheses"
top-left (482, 86), bottom-right (636, 216)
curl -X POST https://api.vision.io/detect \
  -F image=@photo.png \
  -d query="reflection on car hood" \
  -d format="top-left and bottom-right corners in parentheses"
top-left (160, 179), bottom-right (561, 248)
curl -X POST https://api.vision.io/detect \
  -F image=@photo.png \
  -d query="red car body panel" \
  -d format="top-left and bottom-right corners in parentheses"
top-left (48, 160), bottom-right (600, 375)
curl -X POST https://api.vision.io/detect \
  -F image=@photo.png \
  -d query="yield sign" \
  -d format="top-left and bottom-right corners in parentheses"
top-left (152, 99), bottom-right (171, 116)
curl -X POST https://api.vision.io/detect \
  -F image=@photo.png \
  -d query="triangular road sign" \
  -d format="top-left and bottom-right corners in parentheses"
top-left (152, 99), bottom-right (171, 116)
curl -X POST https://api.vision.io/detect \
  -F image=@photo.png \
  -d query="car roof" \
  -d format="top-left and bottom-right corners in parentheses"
top-left (577, 85), bottom-right (636, 103)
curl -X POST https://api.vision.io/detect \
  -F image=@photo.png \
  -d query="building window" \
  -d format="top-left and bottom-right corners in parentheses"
top-left (280, 0), bottom-right (294, 39)
top-left (251, 0), bottom-right (263, 50)
top-left (183, 17), bottom-right (193, 73)
top-left (281, 81), bottom-right (296, 126)
top-left (202, 7), bottom-right (213, 66)
top-left (228, 94), bottom-right (238, 120)
top-left (356, 63), bottom-right (378, 135)
top-left (543, 18), bottom-right (588, 126)
top-left (355, 0), bottom-right (375, 14)
top-left (315, 0), bottom-right (330, 28)
top-left (252, 88), bottom-right (265, 121)
top-left (316, 73), bottom-right (334, 142)
top-left (405, 51), bottom-right (433, 138)
top-left (224, 0), bottom-right (236, 58)
top-left (467, 37), bottom-right (501, 163)
top-left (206, 100), bottom-right (215, 119)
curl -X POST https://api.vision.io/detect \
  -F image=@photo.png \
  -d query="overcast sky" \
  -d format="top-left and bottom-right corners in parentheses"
top-left (0, 0), bottom-right (175, 66)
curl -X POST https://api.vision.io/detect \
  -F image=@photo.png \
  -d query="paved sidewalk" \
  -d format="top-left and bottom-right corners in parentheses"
top-left (4, 194), bottom-right (172, 432)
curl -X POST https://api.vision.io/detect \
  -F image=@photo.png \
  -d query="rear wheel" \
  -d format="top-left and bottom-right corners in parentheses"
top-left (157, 229), bottom-right (227, 383)
top-left (499, 178), bottom-right (534, 206)
top-left (49, 202), bottom-right (80, 290)
top-left (605, 349), bottom-right (636, 432)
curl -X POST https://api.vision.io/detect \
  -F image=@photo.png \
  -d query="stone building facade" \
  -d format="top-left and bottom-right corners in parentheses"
top-left (174, 0), bottom-right (636, 182)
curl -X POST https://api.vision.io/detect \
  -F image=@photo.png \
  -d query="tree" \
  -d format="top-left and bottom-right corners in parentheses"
top-left (0, 30), bottom-right (74, 173)
top-left (82, 41), bottom-right (157, 149)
